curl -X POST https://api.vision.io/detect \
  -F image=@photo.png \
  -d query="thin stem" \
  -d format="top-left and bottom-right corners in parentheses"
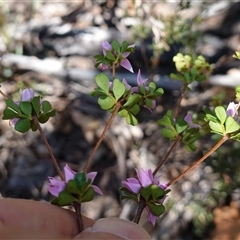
top-left (112, 64), bottom-right (116, 79)
top-left (73, 202), bottom-right (83, 233)
top-left (0, 89), bottom-right (8, 99)
top-left (33, 116), bottom-right (64, 180)
top-left (167, 135), bottom-right (228, 186)
top-left (153, 135), bottom-right (181, 176)
top-left (83, 102), bottom-right (121, 172)
top-left (133, 197), bottom-right (146, 224)
top-left (174, 85), bottom-right (188, 120)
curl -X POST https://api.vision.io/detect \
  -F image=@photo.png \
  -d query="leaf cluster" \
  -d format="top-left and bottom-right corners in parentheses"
top-left (51, 172), bottom-right (95, 206)
top-left (94, 40), bottom-right (134, 69)
top-left (170, 53), bottom-right (211, 85)
top-left (2, 97), bottom-right (56, 133)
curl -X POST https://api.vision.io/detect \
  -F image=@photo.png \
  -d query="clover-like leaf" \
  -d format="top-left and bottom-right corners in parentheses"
top-left (42, 100), bottom-right (52, 114)
top-left (95, 73), bottom-right (110, 94)
top-left (147, 203), bottom-right (165, 217)
top-left (65, 179), bottom-right (80, 195)
top-left (151, 185), bottom-right (166, 201)
top-left (98, 95), bottom-right (115, 110)
top-left (126, 112), bottom-right (138, 125)
top-left (209, 121), bottom-right (224, 134)
top-left (113, 78), bottom-right (126, 101)
top-left (81, 187), bottom-right (95, 202)
top-left (111, 40), bottom-right (121, 53)
top-left (215, 106), bottom-right (227, 125)
top-left (19, 102), bottom-right (32, 117)
top-left (124, 94), bottom-right (142, 107)
top-left (129, 104), bottom-right (140, 115)
top-left (140, 185), bottom-right (152, 202)
top-left (32, 96), bottom-right (41, 116)
top-left (161, 128), bottom-right (177, 140)
top-left (51, 191), bottom-right (78, 206)
top-left (15, 119), bottom-right (31, 133)
top-left (2, 109), bottom-right (19, 119)
top-left (6, 99), bottom-right (21, 113)
top-left (118, 109), bottom-right (128, 118)
top-left (225, 116), bottom-right (240, 134)
top-left (175, 117), bottom-right (188, 134)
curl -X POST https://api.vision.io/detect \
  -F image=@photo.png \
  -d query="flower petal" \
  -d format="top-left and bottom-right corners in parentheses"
top-left (92, 184), bottom-right (103, 195)
top-left (146, 206), bottom-right (157, 226)
top-left (87, 171), bottom-right (97, 182)
top-left (136, 169), bottom-right (153, 188)
top-left (184, 113), bottom-right (192, 124)
top-left (227, 102), bottom-right (238, 118)
top-left (122, 78), bottom-right (131, 90)
top-left (21, 88), bottom-right (34, 101)
top-left (137, 69), bottom-right (148, 85)
top-left (48, 177), bottom-right (66, 197)
top-left (101, 41), bottom-right (112, 55)
top-left (122, 178), bottom-right (141, 194)
top-left (64, 164), bottom-right (76, 182)
top-left (120, 59), bottom-right (134, 73)
top-left (10, 118), bottom-right (20, 127)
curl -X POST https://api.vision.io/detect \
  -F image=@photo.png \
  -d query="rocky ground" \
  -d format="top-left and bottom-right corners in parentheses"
top-left (1, 1), bottom-right (240, 239)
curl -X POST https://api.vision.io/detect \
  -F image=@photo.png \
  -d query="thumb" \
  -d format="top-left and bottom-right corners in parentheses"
top-left (75, 218), bottom-right (151, 240)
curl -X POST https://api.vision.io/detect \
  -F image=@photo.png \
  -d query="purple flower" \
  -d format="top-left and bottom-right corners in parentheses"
top-left (101, 41), bottom-right (135, 73)
top-left (184, 113), bottom-right (201, 129)
top-left (226, 102), bottom-right (238, 119)
top-left (122, 168), bottom-right (167, 226)
top-left (48, 164), bottom-right (103, 197)
top-left (21, 88), bottom-right (34, 101)
top-left (122, 168), bottom-right (167, 194)
top-left (132, 70), bottom-right (156, 111)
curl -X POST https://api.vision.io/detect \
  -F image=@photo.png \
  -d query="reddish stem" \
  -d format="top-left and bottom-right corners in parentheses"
top-left (167, 135), bottom-right (228, 186)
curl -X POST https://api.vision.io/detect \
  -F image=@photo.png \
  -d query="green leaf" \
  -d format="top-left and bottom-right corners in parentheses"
top-left (81, 187), bottom-right (95, 202)
top-left (129, 104), bottom-right (140, 115)
top-left (175, 117), bottom-right (188, 134)
top-left (153, 88), bottom-right (164, 97)
top-left (151, 185), bottom-right (166, 201)
top-left (6, 98), bottom-right (21, 113)
top-left (95, 73), bottom-right (110, 93)
top-left (145, 98), bottom-right (153, 108)
top-left (122, 41), bottom-right (129, 52)
top-left (215, 106), bottom-right (227, 124)
top-left (44, 109), bottom-right (56, 118)
top-left (51, 191), bottom-right (78, 206)
top-left (42, 101), bottom-right (52, 113)
top-left (209, 121), bottom-right (224, 134)
top-left (118, 109), bottom-right (128, 118)
top-left (170, 73), bottom-right (183, 81)
top-left (126, 113), bottom-right (138, 125)
top-left (149, 82), bottom-right (156, 93)
top-left (15, 119), bottom-right (31, 133)
top-left (75, 172), bottom-right (87, 188)
top-left (32, 96), bottom-right (41, 116)
top-left (106, 51), bottom-right (116, 61)
top-left (65, 179), bottom-right (81, 194)
top-left (124, 94), bottom-right (142, 107)
top-left (98, 95), bottom-right (115, 110)
top-left (139, 85), bottom-right (146, 95)
top-left (38, 115), bottom-right (49, 124)
top-left (111, 40), bottom-right (121, 53)
top-left (19, 102), bottom-right (32, 117)
top-left (225, 116), bottom-right (240, 134)
top-left (113, 78), bottom-right (126, 101)
top-left (147, 203), bottom-right (165, 217)
top-left (157, 112), bottom-right (174, 127)
top-left (161, 128), bottom-right (177, 140)
top-left (140, 186), bottom-right (152, 201)
top-left (2, 109), bottom-right (19, 119)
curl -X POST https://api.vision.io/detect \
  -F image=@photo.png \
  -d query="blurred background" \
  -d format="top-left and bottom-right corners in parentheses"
top-left (1, 1), bottom-right (240, 239)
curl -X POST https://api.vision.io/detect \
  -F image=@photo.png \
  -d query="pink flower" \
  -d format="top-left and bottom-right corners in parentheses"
top-left (122, 168), bottom-right (167, 226)
top-left (184, 113), bottom-right (201, 129)
top-left (132, 70), bottom-right (156, 111)
top-left (101, 41), bottom-right (135, 73)
top-left (226, 102), bottom-right (238, 119)
top-left (122, 169), bottom-right (167, 194)
top-left (48, 164), bottom-right (103, 197)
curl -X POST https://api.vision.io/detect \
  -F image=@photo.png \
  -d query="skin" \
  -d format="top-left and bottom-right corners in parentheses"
top-left (0, 198), bottom-right (151, 239)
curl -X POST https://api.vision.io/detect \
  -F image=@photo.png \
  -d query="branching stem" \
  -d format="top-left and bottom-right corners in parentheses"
top-left (167, 135), bottom-right (228, 186)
